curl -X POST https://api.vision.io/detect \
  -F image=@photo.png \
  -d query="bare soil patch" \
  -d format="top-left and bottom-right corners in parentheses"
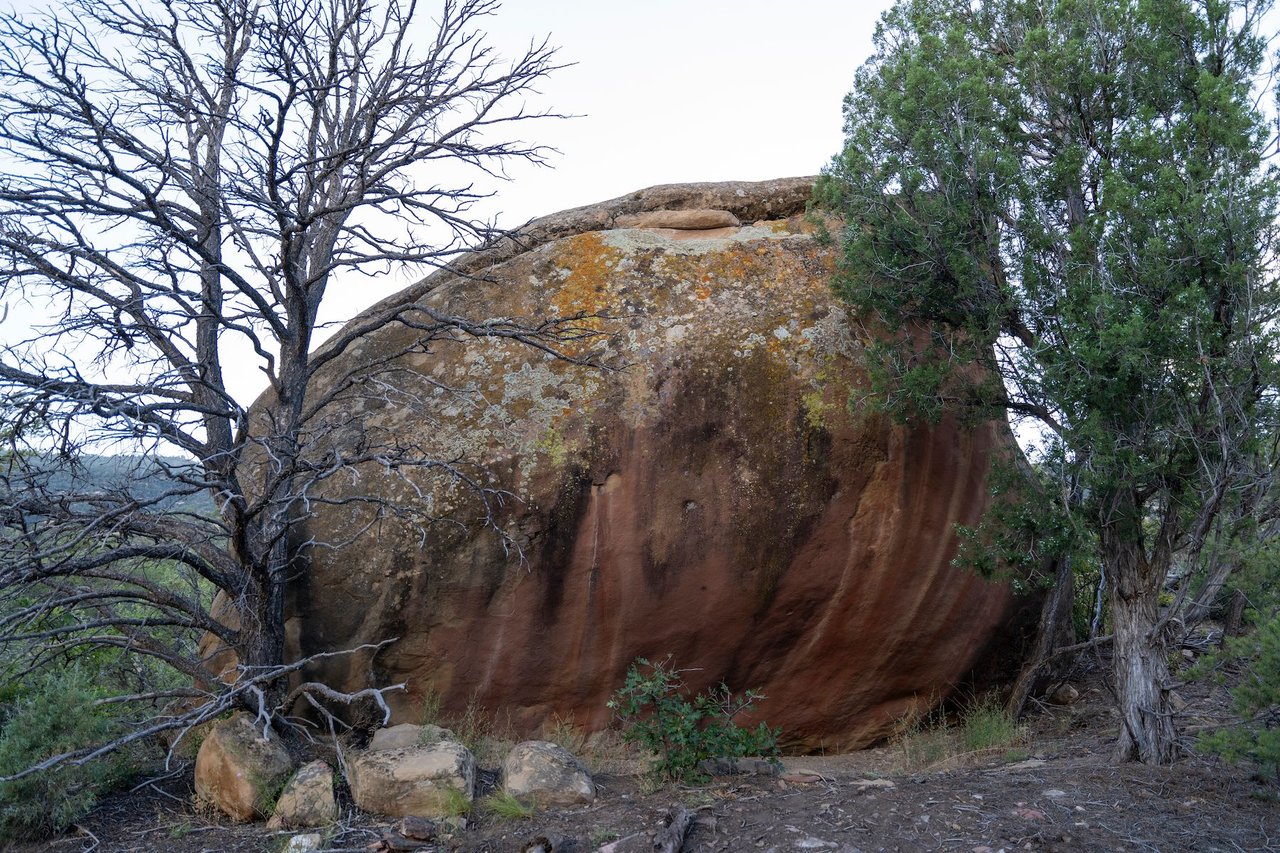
top-left (10, 658), bottom-right (1278, 853)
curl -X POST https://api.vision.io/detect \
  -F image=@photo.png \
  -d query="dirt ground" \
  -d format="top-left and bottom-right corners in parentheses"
top-left (11, 655), bottom-right (1280, 853)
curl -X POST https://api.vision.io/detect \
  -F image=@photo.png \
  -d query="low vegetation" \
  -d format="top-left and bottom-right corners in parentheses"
top-left (482, 791), bottom-right (535, 820)
top-left (608, 657), bottom-right (780, 782)
top-left (892, 694), bottom-right (1027, 772)
top-left (0, 667), bottom-right (140, 840)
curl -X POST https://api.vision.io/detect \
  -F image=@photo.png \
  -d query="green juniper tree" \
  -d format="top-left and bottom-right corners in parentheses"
top-left (819, 0), bottom-right (1280, 764)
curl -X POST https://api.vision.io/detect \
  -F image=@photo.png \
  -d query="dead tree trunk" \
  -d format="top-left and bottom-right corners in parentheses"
top-left (652, 804), bottom-right (694, 853)
top-left (1224, 588), bottom-right (1248, 637)
top-left (1006, 553), bottom-right (1076, 717)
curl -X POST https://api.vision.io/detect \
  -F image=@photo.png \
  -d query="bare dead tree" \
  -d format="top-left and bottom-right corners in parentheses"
top-left (0, 0), bottom-right (583, 779)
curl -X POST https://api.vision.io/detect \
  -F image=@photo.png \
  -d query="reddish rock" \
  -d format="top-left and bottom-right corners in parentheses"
top-left (275, 178), bottom-right (1028, 752)
top-left (194, 714), bottom-right (294, 821)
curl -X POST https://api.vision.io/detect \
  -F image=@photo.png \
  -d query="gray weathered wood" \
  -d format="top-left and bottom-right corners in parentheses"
top-left (651, 804), bottom-right (694, 853)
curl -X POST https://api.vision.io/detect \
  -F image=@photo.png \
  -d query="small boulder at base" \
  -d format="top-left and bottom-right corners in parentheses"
top-left (267, 760), bottom-right (337, 829)
top-left (194, 714), bottom-right (294, 821)
top-left (282, 833), bottom-right (323, 853)
top-left (349, 741), bottom-right (475, 818)
top-left (502, 741), bottom-right (595, 806)
top-left (368, 723), bottom-right (456, 751)
top-left (697, 757), bottom-right (780, 777)
top-left (1047, 684), bottom-right (1080, 706)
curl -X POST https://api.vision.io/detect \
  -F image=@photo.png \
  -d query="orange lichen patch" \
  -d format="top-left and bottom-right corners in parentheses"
top-left (695, 285), bottom-right (711, 301)
top-left (548, 231), bottom-right (627, 355)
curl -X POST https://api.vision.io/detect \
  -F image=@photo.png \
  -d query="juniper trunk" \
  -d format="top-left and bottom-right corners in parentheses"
top-left (1105, 531), bottom-right (1177, 764)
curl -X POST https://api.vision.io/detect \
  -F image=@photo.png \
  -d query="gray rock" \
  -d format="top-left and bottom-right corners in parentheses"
top-left (282, 834), bottom-right (323, 853)
top-left (369, 723), bottom-right (457, 751)
top-left (349, 741), bottom-right (475, 818)
top-left (696, 756), bottom-right (780, 777)
top-left (267, 760), bottom-right (337, 829)
top-left (502, 740), bottom-right (595, 806)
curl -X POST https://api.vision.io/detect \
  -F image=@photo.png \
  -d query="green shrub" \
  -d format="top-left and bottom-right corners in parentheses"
top-left (440, 786), bottom-right (472, 818)
top-left (961, 695), bottom-right (1024, 753)
top-left (608, 657), bottom-right (780, 782)
top-left (0, 667), bottom-right (137, 840)
top-left (1196, 613), bottom-right (1280, 778)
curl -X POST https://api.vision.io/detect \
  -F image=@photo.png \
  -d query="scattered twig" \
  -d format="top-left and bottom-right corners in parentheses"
top-left (71, 824), bottom-right (99, 852)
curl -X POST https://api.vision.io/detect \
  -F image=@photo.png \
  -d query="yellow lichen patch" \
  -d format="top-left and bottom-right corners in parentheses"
top-left (535, 421), bottom-right (569, 467)
top-left (801, 390), bottom-right (828, 430)
top-left (550, 233), bottom-right (625, 315)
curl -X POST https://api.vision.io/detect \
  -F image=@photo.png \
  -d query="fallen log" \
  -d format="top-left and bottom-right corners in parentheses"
top-left (651, 804), bottom-right (694, 853)
top-left (522, 832), bottom-right (571, 852)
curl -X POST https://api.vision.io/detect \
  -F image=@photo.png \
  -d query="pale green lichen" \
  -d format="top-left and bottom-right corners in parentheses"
top-left (801, 390), bottom-right (828, 430)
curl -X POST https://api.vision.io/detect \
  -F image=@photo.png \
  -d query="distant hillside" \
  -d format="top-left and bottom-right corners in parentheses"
top-left (22, 453), bottom-right (217, 516)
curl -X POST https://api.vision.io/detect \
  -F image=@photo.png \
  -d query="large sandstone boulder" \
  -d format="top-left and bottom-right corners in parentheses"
top-left (278, 177), bottom-right (1028, 751)
top-left (194, 715), bottom-right (294, 821)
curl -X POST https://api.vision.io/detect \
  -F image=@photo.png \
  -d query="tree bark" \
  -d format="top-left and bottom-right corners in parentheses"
top-left (1106, 533), bottom-right (1177, 764)
top-left (1224, 588), bottom-right (1248, 637)
top-left (1182, 558), bottom-right (1239, 628)
top-left (1005, 553), bottom-right (1076, 717)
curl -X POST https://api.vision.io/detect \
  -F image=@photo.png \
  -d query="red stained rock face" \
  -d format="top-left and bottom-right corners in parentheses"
top-left (283, 178), bottom-right (1024, 752)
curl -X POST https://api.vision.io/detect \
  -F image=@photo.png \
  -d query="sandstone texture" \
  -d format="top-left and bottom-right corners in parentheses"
top-left (194, 715), bottom-right (294, 821)
top-left (348, 741), bottom-right (476, 818)
top-left (614, 208), bottom-right (741, 230)
top-left (368, 723), bottom-right (455, 752)
top-left (280, 177), bottom-right (1027, 751)
top-left (502, 741), bottom-right (596, 806)
top-left (267, 760), bottom-right (337, 829)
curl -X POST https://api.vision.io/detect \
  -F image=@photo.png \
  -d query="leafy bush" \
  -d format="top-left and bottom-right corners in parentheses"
top-left (0, 667), bottom-right (137, 840)
top-left (1196, 613), bottom-right (1280, 778)
top-left (608, 657), bottom-right (779, 782)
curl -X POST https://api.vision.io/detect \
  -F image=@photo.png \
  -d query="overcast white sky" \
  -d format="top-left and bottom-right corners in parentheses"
top-left (316, 0), bottom-right (898, 325)
top-left (466, 1), bottom-right (894, 225)
top-left (0, 0), bottom-right (897, 406)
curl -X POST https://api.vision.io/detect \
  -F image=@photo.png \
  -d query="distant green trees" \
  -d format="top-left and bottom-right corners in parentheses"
top-left (819, 0), bottom-right (1280, 764)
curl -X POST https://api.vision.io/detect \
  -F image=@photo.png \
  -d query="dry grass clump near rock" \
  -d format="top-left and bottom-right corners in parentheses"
top-left (891, 694), bottom-right (1029, 773)
top-left (479, 790), bottom-right (536, 821)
